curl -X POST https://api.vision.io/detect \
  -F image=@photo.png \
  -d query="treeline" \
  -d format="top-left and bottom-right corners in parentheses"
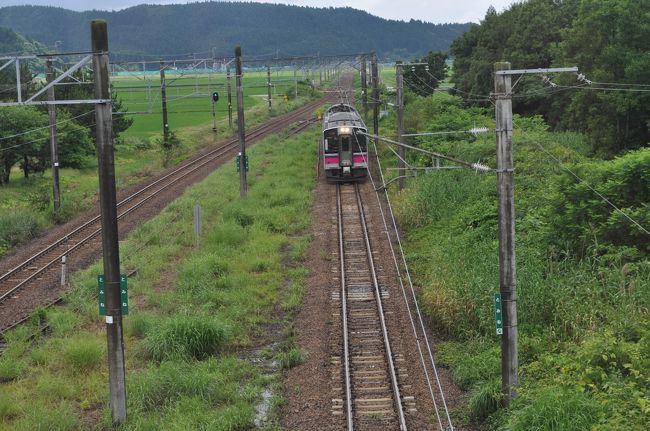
top-left (0, 27), bottom-right (132, 186)
top-left (0, 3), bottom-right (470, 60)
top-left (450, 0), bottom-right (650, 156)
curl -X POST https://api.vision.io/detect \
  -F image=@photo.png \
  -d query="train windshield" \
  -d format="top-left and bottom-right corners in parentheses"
top-left (341, 137), bottom-right (350, 152)
top-left (352, 134), bottom-right (367, 152)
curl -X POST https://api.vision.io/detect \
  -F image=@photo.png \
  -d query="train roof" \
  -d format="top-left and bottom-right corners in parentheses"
top-left (323, 103), bottom-right (366, 131)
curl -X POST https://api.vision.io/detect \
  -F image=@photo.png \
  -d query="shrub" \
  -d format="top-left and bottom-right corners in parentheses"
top-left (0, 211), bottom-right (41, 250)
top-left (468, 378), bottom-right (501, 422)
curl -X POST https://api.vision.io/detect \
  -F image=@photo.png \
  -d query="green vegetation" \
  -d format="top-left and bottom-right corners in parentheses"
top-left (0, 5), bottom-right (469, 60)
top-left (390, 90), bottom-right (650, 429)
top-left (0, 126), bottom-right (319, 429)
top-left (451, 0), bottom-right (650, 156)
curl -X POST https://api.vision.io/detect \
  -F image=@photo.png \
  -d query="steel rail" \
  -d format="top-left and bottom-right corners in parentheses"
top-left (337, 184), bottom-right (354, 430)
top-left (354, 184), bottom-right (407, 431)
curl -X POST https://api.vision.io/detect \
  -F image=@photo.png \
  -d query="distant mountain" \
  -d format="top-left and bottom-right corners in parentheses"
top-left (0, 25), bottom-right (46, 54)
top-left (0, 3), bottom-right (470, 60)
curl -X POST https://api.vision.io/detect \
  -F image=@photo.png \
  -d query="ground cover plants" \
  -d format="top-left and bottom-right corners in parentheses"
top-left (0, 126), bottom-right (320, 429)
top-left (389, 92), bottom-right (650, 429)
top-left (0, 70), bottom-right (320, 258)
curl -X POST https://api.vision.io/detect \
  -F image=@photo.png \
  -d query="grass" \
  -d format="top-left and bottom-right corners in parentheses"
top-left (0, 123), bottom-right (320, 429)
top-left (0, 70), bottom-right (322, 259)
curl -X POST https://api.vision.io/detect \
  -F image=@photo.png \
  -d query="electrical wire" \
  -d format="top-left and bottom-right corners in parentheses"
top-left (512, 119), bottom-right (650, 238)
top-left (0, 109), bottom-right (95, 142)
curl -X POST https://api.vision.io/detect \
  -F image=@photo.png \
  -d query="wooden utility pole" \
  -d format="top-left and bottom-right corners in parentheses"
top-left (361, 55), bottom-right (368, 120)
top-left (371, 51), bottom-right (379, 149)
top-left (159, 60), bottom-right (170, 148)
top-left (235, 46), bottom-right (247, 198)
top-left (267, 64), bottom-right (272, 110)
top-left (494, 61), bottom-right (518, 405)
top-left (396, 61), bottom-right (405, 190)
top-left (226, 65), bottom-right (232, 128)
top-left (91, 20), bottom-right (127, 425)
top-left (46, 58), bottom-right (61, 210)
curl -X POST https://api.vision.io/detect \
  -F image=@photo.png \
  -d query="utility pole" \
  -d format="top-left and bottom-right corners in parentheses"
top-left (159, 60), bottom-right (170, 148)
top-left (293, 65), bottom-right (298, 98)
top-left (267, 64), bottom-right (272, 110)
top-left (396, 61), bottom-right (406, 190)
top-left (235, 46), bottom-right (247, 198)
top-left (91, 19), bottom-right (127, 425)
top-left (46, 58), bottom-right (61, 211)
top-left (371, 51), bottom-right (379, 149)
top-left (227, 64), bottom-right (232, 128)
top-left (361, 55), bottom-right (368, 120)
top-left (494, 61), bottom-right (517, 405)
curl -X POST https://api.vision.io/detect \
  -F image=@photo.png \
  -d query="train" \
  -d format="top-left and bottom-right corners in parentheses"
top-left (321, 103), bottom-right (368, 181)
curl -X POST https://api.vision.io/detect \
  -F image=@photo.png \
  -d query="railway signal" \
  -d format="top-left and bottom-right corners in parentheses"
top-left (211, 91), bottom-right (219, 132)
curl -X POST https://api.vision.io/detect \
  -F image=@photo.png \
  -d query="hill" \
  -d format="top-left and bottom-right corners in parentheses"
top-left (0, 25), bottom-right (46, 54)
top-left (0, 3), bottom-right (470, 60)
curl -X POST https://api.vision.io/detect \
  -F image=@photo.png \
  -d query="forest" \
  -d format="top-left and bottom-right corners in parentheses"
top-left (0, 3), bottom-right (470, 60)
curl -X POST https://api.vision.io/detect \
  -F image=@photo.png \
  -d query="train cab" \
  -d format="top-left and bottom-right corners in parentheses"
top-left (322, 104), bottom-right (368, 182)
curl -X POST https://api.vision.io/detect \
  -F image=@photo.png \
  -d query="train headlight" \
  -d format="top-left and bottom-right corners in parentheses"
top-left (338, 126), bottom-right (351, 135)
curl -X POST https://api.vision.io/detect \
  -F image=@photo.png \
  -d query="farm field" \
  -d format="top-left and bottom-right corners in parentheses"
top-left (113, 69), bottom-right (314, 139)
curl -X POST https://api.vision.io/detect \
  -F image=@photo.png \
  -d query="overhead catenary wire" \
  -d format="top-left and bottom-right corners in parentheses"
top-left (0, 109), bottom-right (96, 141)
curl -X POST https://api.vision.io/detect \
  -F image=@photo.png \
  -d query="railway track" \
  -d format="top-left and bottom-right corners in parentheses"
top-left (333, 183), bottom-right (410, 430)
top-left (0, 90), bottom-right (340, 330)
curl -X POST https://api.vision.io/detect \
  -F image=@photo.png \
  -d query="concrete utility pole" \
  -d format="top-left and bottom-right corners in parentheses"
top-left (235, 46), bottom-right (247, 198)
top-left (159, 60), bottom-right (170, 148)
top-left (371, 51), bottom-right (379, 149)
top-left (494, 61), bottom-right (518, 405)
top-left (361, 55), bottom-right (368, 120)
top-left (396, 61), bottom-right (405, 190)
top-left (46, 58), bottom-right (61, 210)
top-left (227, 65), bottom-right (232, 128)
top-left (91, 20), bottom-right (127, 425)
top-left (267, 64), bottom-right (272, 110)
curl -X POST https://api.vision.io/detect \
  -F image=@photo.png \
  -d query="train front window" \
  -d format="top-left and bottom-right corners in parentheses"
top-left (341, 137), bottom-right (350, 152)
top-left (353, 135), bottom-right (367, 152)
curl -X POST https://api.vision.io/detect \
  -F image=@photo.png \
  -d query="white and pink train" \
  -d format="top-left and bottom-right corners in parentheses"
top-left (322, 104), bottom-right (368, 182)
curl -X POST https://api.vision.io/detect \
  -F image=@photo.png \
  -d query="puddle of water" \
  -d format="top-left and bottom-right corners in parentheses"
top-left (254, 386), bottom-right (274, 427)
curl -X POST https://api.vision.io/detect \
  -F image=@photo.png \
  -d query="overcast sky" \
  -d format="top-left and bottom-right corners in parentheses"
top-left (0, 0), bottom-right (516, 24)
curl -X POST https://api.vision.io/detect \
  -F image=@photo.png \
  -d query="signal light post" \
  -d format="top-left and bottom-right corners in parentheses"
top-left (211, 91), bottom-right (219, 132)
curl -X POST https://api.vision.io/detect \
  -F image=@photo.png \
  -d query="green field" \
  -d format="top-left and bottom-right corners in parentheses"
top-left (113, 69), bottom-right (315, 139)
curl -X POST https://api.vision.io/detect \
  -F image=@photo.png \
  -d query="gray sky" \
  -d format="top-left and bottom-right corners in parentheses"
top-left (0, 0), bottom-right (516, 24)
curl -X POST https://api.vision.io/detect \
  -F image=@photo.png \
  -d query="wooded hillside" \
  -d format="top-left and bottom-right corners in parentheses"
top-left (0, 3), bottom-right (470, 60)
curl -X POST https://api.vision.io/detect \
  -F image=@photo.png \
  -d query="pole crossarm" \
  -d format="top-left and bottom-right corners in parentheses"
top-left (0, 58), bottom-right (15, 72)
top-left (495, 66), bottom-right (578, 75)
top-left (0, 99), bottom-right (110, 107)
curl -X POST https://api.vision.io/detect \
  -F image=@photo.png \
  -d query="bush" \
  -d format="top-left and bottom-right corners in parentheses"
top-left (143, 316), bottom-right (229, 361)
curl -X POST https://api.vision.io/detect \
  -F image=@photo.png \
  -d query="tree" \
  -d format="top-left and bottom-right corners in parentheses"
top-left (0, 107), bottom-right (48, 183)
top-left (403, 51), bottom-right (448, 97)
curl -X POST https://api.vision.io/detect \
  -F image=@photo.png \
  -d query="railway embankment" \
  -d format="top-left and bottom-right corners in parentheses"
top-left (0, 128), bottom-right (320, 429)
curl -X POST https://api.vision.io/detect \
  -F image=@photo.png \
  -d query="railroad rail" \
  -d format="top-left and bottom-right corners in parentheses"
top-left (335, 182), bottom-right (408, 430)
top-left (0, 89), bottom-right (342, 329)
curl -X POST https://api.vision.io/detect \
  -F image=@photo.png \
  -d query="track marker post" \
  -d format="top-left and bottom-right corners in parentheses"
top-left (91, 19), bottom-right (127, 425)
